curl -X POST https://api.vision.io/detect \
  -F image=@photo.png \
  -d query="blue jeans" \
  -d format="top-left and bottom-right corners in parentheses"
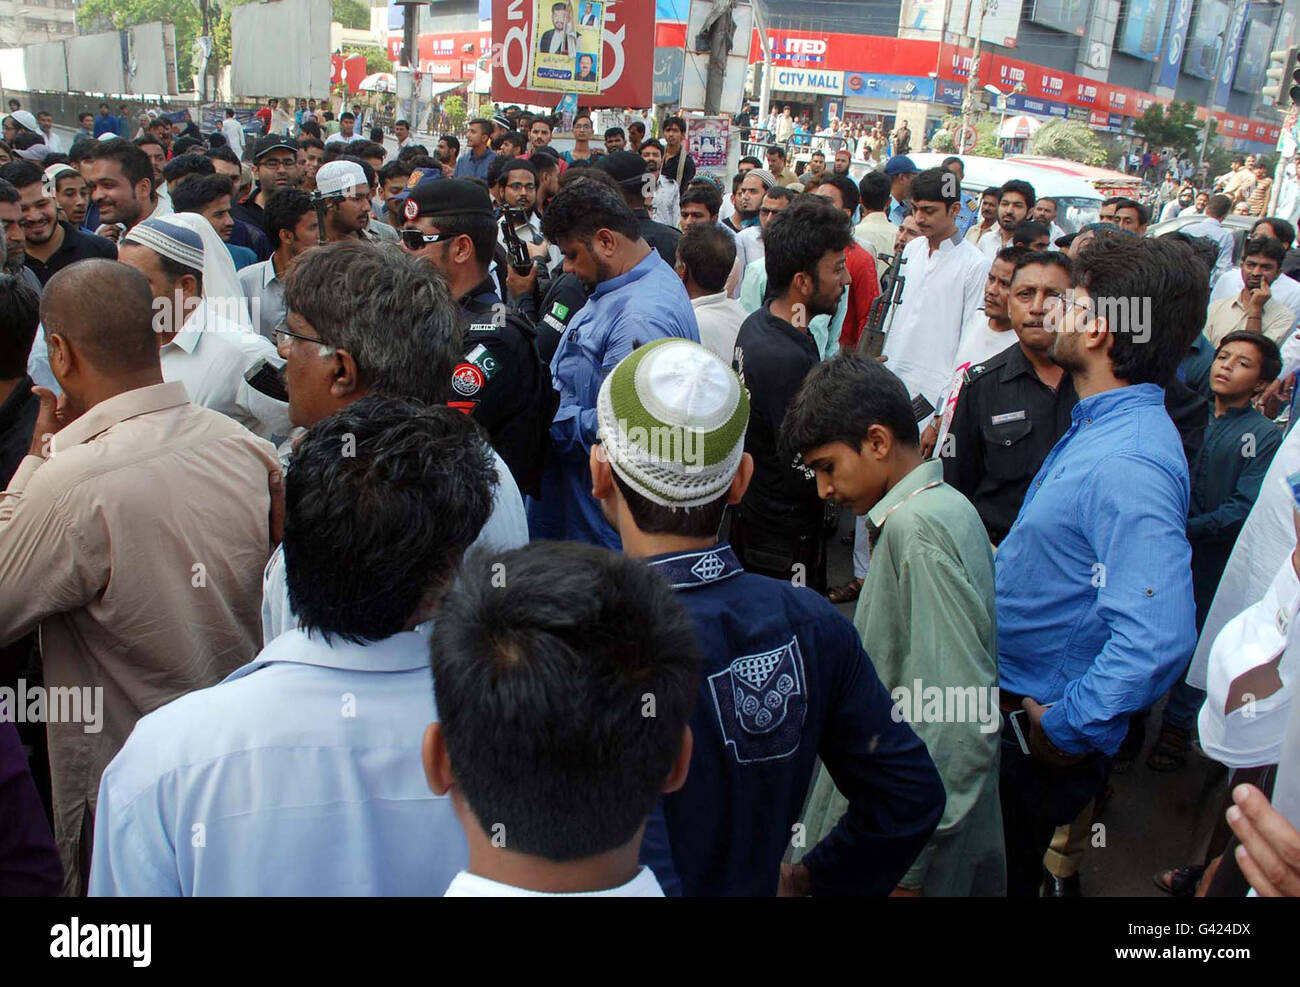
top-left (1162, 673), bottom-right (1205, 731)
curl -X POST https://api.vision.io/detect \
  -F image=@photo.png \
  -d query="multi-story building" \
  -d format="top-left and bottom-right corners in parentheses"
top-left (0, 0), bottom-right (76, 48)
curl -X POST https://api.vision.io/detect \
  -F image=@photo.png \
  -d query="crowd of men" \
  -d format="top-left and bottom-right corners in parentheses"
top-left (2, 103), bottom-right (1300, 900)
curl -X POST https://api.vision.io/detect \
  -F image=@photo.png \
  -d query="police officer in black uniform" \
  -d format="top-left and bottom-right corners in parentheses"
top-left (395, 177), bottom-right (557, 497)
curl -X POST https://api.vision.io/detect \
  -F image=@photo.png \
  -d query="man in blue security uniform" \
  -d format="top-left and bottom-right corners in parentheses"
top-left (589, 338), bottom-right (945, 896)
top-left (529, 174), bottom-right (698, 548)
top-left (397, 176), bottom-right (556, 498)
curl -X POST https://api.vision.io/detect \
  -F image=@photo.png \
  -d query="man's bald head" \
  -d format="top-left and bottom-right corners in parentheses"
top-left (41, 260), bottom-right (159, 374)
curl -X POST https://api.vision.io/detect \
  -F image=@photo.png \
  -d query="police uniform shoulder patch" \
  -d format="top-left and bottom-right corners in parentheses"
top-left (465, 343), bottom-right (500, 379)
top-left (451, 362), bottom-right (484, 396)
top-left (404, 198), bottom-right (419, 220)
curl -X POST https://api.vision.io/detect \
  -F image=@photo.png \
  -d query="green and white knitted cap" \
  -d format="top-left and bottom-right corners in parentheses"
top-left (596, 338), bottom-right (749, 508)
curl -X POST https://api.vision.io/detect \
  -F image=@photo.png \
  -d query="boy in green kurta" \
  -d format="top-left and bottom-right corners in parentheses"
top-left (783, 352), bottom-right (1005, 895)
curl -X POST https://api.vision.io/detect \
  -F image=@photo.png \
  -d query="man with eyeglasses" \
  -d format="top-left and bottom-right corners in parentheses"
top-left (561, 113), bottom-right (601, 166)
top-left (396, 177), bottom-right (556, 497)
top-left (312, 160), bottom-right (375, 243)
top-left (232, 135), bottom-right (302, 236)
top-left (495, 157), bottom-right (561, 270)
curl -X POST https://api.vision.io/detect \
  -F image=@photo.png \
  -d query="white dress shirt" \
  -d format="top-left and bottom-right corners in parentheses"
top-left (1190, 425), bottom-right (1300, 689)
top-left (733, 225), bottom-right (764, 279)
top-left (650, 176), bottom-right (680, 228)
top-left (159, 301), bottom-right (290, 440)
top-left (977, 225), bottom-right (1011, 261)
top-left (39, 128), bottom-right (62, 153)
top-left (882, 233), bottom-right (990, 415)
top-left (444, 865), bottom-right (663, 897)
top-left (90, 624), bottom-right (467, 896)
top-left (691, 291), bottom-right (748, 362)
top-left (221, 117), bottom-right (246, 157)
top-left (1181, 217), bottom-right (1236, 286)
top-left (261, 446), bottom-right (528, 644)
top-left (1198, 556), bottom-right (1300, 771)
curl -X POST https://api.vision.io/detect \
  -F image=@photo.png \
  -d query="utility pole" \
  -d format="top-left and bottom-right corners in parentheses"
top-left (702, 0), bottom-right (735, 115)
top-left (402, 1), bottom-right (417, 132)
top-left (959, 0), bottom-right (986, 154)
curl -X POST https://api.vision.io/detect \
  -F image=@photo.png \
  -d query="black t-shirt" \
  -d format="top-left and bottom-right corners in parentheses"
top-left (23, 222), bottom-right (117, 285)
top-left (734, 304), bottom-right (822, 535)
top-left (663, 151), bottom-right (696, 189)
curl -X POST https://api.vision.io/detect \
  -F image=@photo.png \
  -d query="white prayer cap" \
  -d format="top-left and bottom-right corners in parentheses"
top-left (315, 160), bottom-right (368, 199)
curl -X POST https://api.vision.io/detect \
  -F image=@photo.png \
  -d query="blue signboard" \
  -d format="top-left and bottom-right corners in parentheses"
top-left (935, 79), bottom-right (965, 106)
top-left (1214, 0), bottom-right (1252, 109)
top-left (1118, 0), bottom-right (1172, 61)
top-left (1006, 93), bottom-right (1069, 118)
top-left (1158, 0), bottom-right (1194, 89)
top-left (844, 71), bottom-right (935, 102)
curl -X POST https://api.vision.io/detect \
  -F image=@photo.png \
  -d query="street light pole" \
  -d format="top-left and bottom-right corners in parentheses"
top-left (959, 0), bottom-right (987, 154)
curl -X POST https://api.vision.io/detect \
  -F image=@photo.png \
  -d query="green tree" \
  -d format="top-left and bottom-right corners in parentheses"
top-left (333, 0), bottom-right (370, 30)
top-left (342, 44), bottom-right (392, 76)
top-left (78, 0), bottom-right (203, 83)
top-left (1028, 119), bottom-right (1107, 166)
top-left (1132, 100), bottom-right (1202, 157)
top-left (443, 94), bottom-right (467, 132)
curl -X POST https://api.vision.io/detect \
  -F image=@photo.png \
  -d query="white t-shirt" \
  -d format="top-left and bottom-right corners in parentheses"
top-left (444, 866), bottom-right (664, 897)
top-left (222, 117), bottom-right (246, 157)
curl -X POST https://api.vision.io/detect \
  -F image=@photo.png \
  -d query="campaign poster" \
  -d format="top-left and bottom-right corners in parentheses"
top-left (530, 0), bottom-right (604, 94)
top-left (687, 116), bottom-right (730, 184)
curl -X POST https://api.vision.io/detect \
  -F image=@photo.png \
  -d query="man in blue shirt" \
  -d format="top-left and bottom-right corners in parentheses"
top-left (90, 395), bottom-right (496, 895)
top-left (453, 118), bottom-right (496, 181)
top-left (589, 338), bottom-right (944, 895)
top-left (995, 234), bottom-right (1203, 895)
top-left (527, 174), bottom-right (698, 548)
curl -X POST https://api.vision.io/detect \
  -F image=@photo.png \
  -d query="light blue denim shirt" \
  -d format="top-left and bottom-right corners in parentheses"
top-left (995, 383), bottom-right (1197, 756)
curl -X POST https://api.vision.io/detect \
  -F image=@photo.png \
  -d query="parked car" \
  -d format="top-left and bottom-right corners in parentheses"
top-left (908, 153), bottom-right (1104, 233)
top-left (1145, 212), bottom-right (1258, 265)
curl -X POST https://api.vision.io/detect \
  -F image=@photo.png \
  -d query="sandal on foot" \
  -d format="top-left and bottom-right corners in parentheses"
top-left (1146, 724), bottom-right (1191, 772)
top-left (827, 578), bottom-right (864, 604)
top-left (1152, 865), bottom-right (1204, 897)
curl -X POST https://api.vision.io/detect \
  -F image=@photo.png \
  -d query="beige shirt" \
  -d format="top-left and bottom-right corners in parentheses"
top-left (855, 211), bottom-right (897, 261)
top-left (1204, 294), bottom-right (1297, 347)
top-left (0, 381), bottom-right (279, 893)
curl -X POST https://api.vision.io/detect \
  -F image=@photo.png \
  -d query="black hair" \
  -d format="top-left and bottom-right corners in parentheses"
top-left (395, 119), bottom-right (410, 129)
top-left (1253, 216), bottom-right (1296, 247)
top-left (530, 116), bottom-right (552, 132)
top-left (300, 120), bottom-right (323, 140)
top-left (297, 136), bottom-right (325, 154)
top-left (378, 160), bottom-right (412, 186)
top-left (132, 134), bottom-right (163, 154)
top-left (171, 173), bottom-right (234, 213)
top-left (86, 138), bottom-right (154, 194)
top-left (628, 119), bottom-right (646, 134)
top-left (663, 115), bottom-right (685, 133)
top-left (542, 176), bottom-right (639, 243)
top-left (429, 540), bottom-right (699, 861)
top-left (0, 272), bottom-right (41, 378)
top-left (397, 144), bottom-right (430, 162)
top-left (265, 187), bottom-right (315, 245)
top-left (162, 153), bottom-right (215, 186)
top-left (440, 134), bottom-right (460, 156)
top-left (1110, 197), bottom-right (1149, 225)
top-left (809, 149), bottom-right (825, 159)
top-left (858, 170), bottom-right (890, 212)
top-left (818, 173), bottom-right (860, 212)
top-left (739, 155), bottom-right (762, 169)
top-left (1206, 194), bottom-right (1232, 219)
top-left (767, 144), bottom-right (787, 161)
top-left (68, 138), bottom-right (96, 164)
top-left (171, 136), bottom-right (203, 157)
top-left (349, 140), bottom-right (385, 162)
top-left (940, 155), bottom-right (963, 172)
top-left (340, 112), bottom-right (355, 122)
top-left (763, 195), bottom-right (853, 297)
top-left (1164, 231), bottom-right (1219, 276)
top-left (529, 148), bottom-right (560, 174)
top-left (1072, 234), bottom-right (1205, 386)
top-left (0, 177), bottom-right (17, 206)
top-left (468, 118), bottom-right (492, 139)
top-left (994, 244), bottom-right (1030, 267)
top-left (1012, 248), bottom-right (1073, 280)
top-left (676, 223), bottom-right (736, 294)
top-left (999, 178), bottom-right (1036, 209)
top-left (0, 160), bottom-right (42, 190)
top-left (205, 145), bottom-right (242, 168)
top-left (1216, 331), bottom-right (1282, 385)
top-left (496, 156), bottom-right (538, 188)
top-left (613, 470), bottom-right (730, 538)
top-left (763, 185), bottom-right (796, 206)
top-left (780, 351), bottom-right (921, 460)
top-left (680, 181), bottom-right (722, 216)
top-left (1242, 235), bottom-right (1286, 266)
top-left (909, 166), bottom-right (958, 208)
top-left (639, 138), bottom-right (664, 155)
top-left (981, 185), bottom-right (1000, 199)
top-left (1011, 220), bottom-right (1051, 246)
top-left (604, 126), bottom-right (624, 140)
top-left (284, 396), bottom-right (494, 643)
top-left (368, 127), bottom-right (384, 144)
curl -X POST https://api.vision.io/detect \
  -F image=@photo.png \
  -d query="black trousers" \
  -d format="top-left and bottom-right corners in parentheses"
top-left (729, 508), bottom-right (827, 594)
top-left (998, 716), bottom-right (1111, 897)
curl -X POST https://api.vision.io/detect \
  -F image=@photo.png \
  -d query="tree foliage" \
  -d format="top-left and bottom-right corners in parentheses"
top-left (342, 44), bottom-right (392, 76)
top-left (78, 0), bottom-right (202, 83)
top-left (1029, 119), bottom-right (1107, 166)
top-left (1132, 100), bottom-right (1203, 157)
